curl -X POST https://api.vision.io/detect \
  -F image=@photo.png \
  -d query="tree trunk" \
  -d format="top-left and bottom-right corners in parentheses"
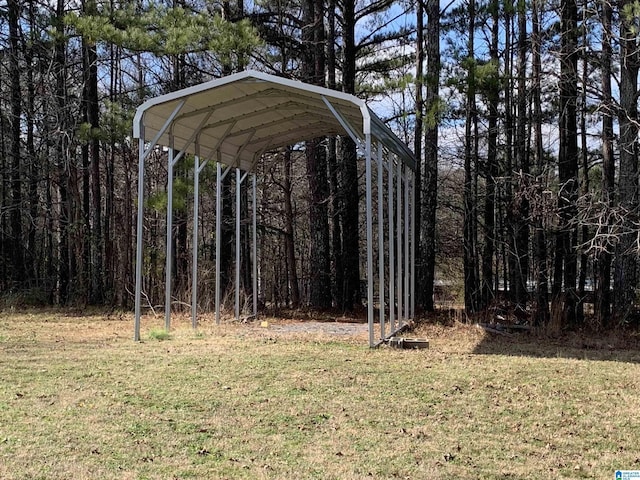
top-left (614, 0), bottom-right (639, 324)
top-left (8, 0), bottom-right (24, 286)
top-left (414, 0), bottom-right (424, 309)
top-left (513, 0), bottom-right (529, 308)
top-left (25, 2), bottom-right (39, 285)
top-left (340, 0), bottom-right (361, 310)
top-left (532, 0), bottom-right (549, 325)
top-left (421, 0), bottom-right (441, 312)
top-left (481, 0), bottom-right (499, 311)
top-left (86, 0), bottom-right (103, 303)
top-left (503, 10), bottom-right (515, 301)
top-left (463, 0), bottom-right (479, 313)
top-left (596, 0), bottom-right (614, 327)
top-left (54, 0), bottom-right (70, 304)
top-left (577, 14), bottom-right (589, 326)
top-left (306, 139), bottom-right (332, 308)
top-left (416, 0), bottom-right (440, 313)
top-left (283, 149), bottom-right (300, 307)
top-left (554, 0), bottom-right (579, 328)
top-left (327, 0), bottom-right (344, 308)
top-left (303, 0), bottom-right (332, 308)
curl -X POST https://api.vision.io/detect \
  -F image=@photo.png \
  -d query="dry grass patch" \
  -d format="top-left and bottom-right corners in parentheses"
top-left (1, 310), bottom-right (639, 479)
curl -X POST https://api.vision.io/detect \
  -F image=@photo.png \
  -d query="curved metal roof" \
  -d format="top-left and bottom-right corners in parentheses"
top-left (133, 70), bottom-right (415, 171)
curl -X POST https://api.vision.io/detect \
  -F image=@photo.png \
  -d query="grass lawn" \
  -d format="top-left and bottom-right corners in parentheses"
top-left (1, 310), bottom-right (639, 479)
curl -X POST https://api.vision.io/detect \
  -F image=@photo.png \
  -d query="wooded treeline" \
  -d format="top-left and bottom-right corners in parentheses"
top-left (1, 0), bottom-right (640, 330)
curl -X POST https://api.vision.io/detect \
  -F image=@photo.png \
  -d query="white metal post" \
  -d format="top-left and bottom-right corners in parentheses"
top-left (396, 162), bottom-right (403, 325)
top-left (134, 133), bottom-right (145, 342)
top-left (376, 143), bottom-right (385, 340)
top-left (252, 173), bottom-right (258, 316)
top-left (404, 165), bottom-right (410, 322)
top-left (365, 134), bottom-right (375, 347)
top-left (235, 168), bottom-right (241, 319)
top-left (215, 160), bottom-right (222, 324)
top-left (191, 152), bottom-right (200, 329)
top-left (410, 171), bottom-right (416, 319)
top-left (388, 156), bottom-right (395, 334)
top-left (164, 146), bottom-right (174, 331)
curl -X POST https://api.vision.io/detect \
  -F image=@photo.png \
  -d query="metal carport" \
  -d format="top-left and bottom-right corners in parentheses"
top-left (133, 70), bottom-right (416, 347)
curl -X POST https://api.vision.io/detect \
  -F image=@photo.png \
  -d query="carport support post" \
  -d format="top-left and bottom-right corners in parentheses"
top-left (235, 168), bottom-right (241, 320)
top-left (410, 171), bottom-right (416, 318)
top-left (388, 155), bottom-right (395, 334)
top-left (365, 133), bottom-right (375, 347)
top-left (253, 173), bottom-right (258, 316)
top-left (396, 162), bottom-right (403, 325)
top-left (164, 145), bottom-right (175, 331)
top-left (376, 142), bottom-right (385, 339)
top-left (404, 165), bottom-right (410, 322)
top-left (134, 132), bottom-right (145, 342)
top-left (191, 150), bottom-right (201, 330)
top-left (215, 161), bottom-right (222, 324)
top-left (191, 149), bottom-right (215, 328)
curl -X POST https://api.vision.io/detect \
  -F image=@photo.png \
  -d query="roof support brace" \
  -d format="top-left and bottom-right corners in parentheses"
top-left (321, 96), bottom-right (362, 145)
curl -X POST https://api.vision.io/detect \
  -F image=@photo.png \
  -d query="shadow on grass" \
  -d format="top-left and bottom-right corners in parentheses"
top-left (413, 309), bottom-right (640, 363)
top-left (471, 327), bottom-right (640, 364)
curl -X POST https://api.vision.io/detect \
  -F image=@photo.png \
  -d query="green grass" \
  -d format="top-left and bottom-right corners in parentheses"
top-left (1, 312), bottom-right (640, 479)
top-left (148, 327), bottom-right (171, 341)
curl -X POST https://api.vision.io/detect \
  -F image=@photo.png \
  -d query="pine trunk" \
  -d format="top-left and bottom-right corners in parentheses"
top-left (513, 0), bottom-right (529, 308)
top-left (596, 0), bottom-right (614, 327)
top-left (417, 0), bottom-right (440, 313)
top-left (303, 0), bottom-right (332, 308)
top-left (532, 0), bottom-right (549, 324)
top-left (554, 0), bottom-right (579, 328)
top-left (614, 0), bottom-right (639, 324)
top-left (340, 0), bottom-right (361, 310)
top-left (8, 0), bottom-right (24, 285)
top-left (481, 0), bottom-right (499, 311)
top-left (463, 0), bottom-right (479, 313)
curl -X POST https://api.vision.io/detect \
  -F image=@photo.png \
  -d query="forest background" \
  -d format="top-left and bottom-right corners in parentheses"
top-left (1, 0), bottom-right (639, 332)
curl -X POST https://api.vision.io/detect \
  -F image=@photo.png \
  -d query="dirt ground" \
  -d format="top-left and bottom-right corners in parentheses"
top-left (261, 320), bottom-right (369, 336)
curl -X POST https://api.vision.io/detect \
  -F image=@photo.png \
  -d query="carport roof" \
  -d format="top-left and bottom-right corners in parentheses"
top-left (133, 70), bottom-right (416, 171)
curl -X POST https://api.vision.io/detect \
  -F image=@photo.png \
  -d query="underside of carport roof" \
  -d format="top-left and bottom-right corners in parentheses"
top-left (133, 70), bottom-right (417, 347)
